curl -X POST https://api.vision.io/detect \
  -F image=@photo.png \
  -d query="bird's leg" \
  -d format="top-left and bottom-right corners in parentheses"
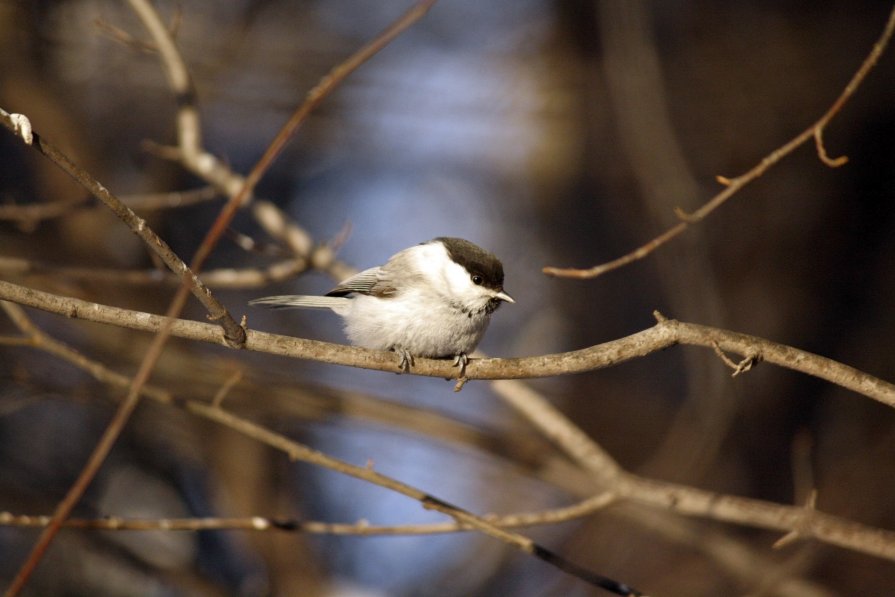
top-left (394, 347), bottom-right (414, 373)
top-left (452, 352), bottom-right (469, 378)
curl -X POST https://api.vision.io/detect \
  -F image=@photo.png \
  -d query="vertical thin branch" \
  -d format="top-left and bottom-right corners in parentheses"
top-left (238, 0), bottom-right (438, 202)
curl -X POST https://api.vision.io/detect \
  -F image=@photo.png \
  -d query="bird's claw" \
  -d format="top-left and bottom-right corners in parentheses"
top-left (452, 353), bottom-right (469, 378)
top-left (393, 350), bottom-right (468, 378)
top-left (395, 348), bottom-right (414, 373)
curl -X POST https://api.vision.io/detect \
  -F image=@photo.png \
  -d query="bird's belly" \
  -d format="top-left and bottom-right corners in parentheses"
top-left (343, 296), bottom-right (489, 357)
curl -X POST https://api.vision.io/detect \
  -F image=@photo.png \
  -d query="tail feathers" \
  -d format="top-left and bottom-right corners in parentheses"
top-left (249, 295), bottom-right (349, 311)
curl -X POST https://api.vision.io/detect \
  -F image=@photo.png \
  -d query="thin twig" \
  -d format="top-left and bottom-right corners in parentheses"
top-left (0, 108), bottom-right (245, 346)
top-left (192, 403), bottom-right (645, 596)
top-left (237, 0), bottom-right (438, 206)
top-left (491, 379), bottom-right (622, 479)
top-left (0, 186), bottom-right (220, 227)
top-left (0, 498), bottom-right (613, 535)
top-left (615, 474), bottom-right (895, 560)
top-left (543, 4), bottom-right (895, 279)
top-left (0, 198), bottom-right (89, 228)
top-left (0, 301), bottom-right (173, 404)
top-left (211, 369), bottom-right (243, 408)
top-left (0, 255), bottom-right (312, 289)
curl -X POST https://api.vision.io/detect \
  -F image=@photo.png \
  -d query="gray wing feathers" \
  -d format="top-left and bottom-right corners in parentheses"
top-left (251, 259), bottom-right (399, 312)
top-left (326, 267), bottom-right (396, 297)
top-left (249, 295), bottom-right (349, 311)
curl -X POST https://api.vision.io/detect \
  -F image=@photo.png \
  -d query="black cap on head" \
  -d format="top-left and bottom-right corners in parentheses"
top-left (433, 237), bottom-right (505, 290)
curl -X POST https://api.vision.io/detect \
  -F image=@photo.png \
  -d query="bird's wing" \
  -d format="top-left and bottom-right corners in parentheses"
top-left (249, 295), bottom-right (348, 310)
top-left (326, 266), bottom-right (398, 298)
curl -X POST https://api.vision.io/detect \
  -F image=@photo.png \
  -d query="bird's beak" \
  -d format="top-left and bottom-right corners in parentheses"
top-left (495, 290), bottom-right (515, 304)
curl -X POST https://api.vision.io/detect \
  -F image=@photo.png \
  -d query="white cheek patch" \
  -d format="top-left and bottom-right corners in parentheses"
top-left (417, 241), bottom-right (476, 295)
top-left (441, 256), bottom-right (475, 293)
top-left (408, 243), bottom-right (452, 289)
top-left (408, 240), bottom-right (492, 301)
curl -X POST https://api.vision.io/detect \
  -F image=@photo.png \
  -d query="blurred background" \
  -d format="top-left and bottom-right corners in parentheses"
top-left (1, 0), bottom-right (895, 595)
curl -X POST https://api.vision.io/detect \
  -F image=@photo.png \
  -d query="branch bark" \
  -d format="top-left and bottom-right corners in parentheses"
top-left (1, 279), bottom-right (893, 409)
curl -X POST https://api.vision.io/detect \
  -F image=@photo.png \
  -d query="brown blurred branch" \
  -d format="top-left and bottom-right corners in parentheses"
top-left (543, 3), bottom-right (895, 279)
top-left (0, 256), bottom-right (309, 289)
top-left (615, 476), bottom-right (895, 561)
top-left (129, 0), bottom-right (428, 286)
top-left (0, 211), bottom-right (351, 289)
top-left (236, 0), bottom-right (439, 206)
top-left (0, 198), bottom-right (88, 229)
top-left (0, 186), bottom-right (221, 228)
top-left (118, 185), bottom-right (221, 210)
top-left (491, 381), bottom-right (895, 563)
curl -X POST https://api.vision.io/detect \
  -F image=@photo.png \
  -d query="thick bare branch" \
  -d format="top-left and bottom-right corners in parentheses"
top-left (1, 280), bottom-right (893, 409)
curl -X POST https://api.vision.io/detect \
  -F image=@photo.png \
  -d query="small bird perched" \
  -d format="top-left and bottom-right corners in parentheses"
top-left (250, 237), bottom-right (514, 374)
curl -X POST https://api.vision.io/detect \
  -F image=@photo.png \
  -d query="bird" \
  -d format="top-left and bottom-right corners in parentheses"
top-left (249, 237), bottom-right (514, 375)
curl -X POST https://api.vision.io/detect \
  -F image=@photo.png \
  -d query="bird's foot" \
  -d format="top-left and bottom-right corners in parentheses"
top-left (452, 352), bottom-right (469, 378)
top-left (395, 348), bottom-right (414, 373)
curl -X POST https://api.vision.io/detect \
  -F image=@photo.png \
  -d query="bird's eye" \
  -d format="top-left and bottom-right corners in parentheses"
top-left (471, 274), bottom-right (483, 285)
